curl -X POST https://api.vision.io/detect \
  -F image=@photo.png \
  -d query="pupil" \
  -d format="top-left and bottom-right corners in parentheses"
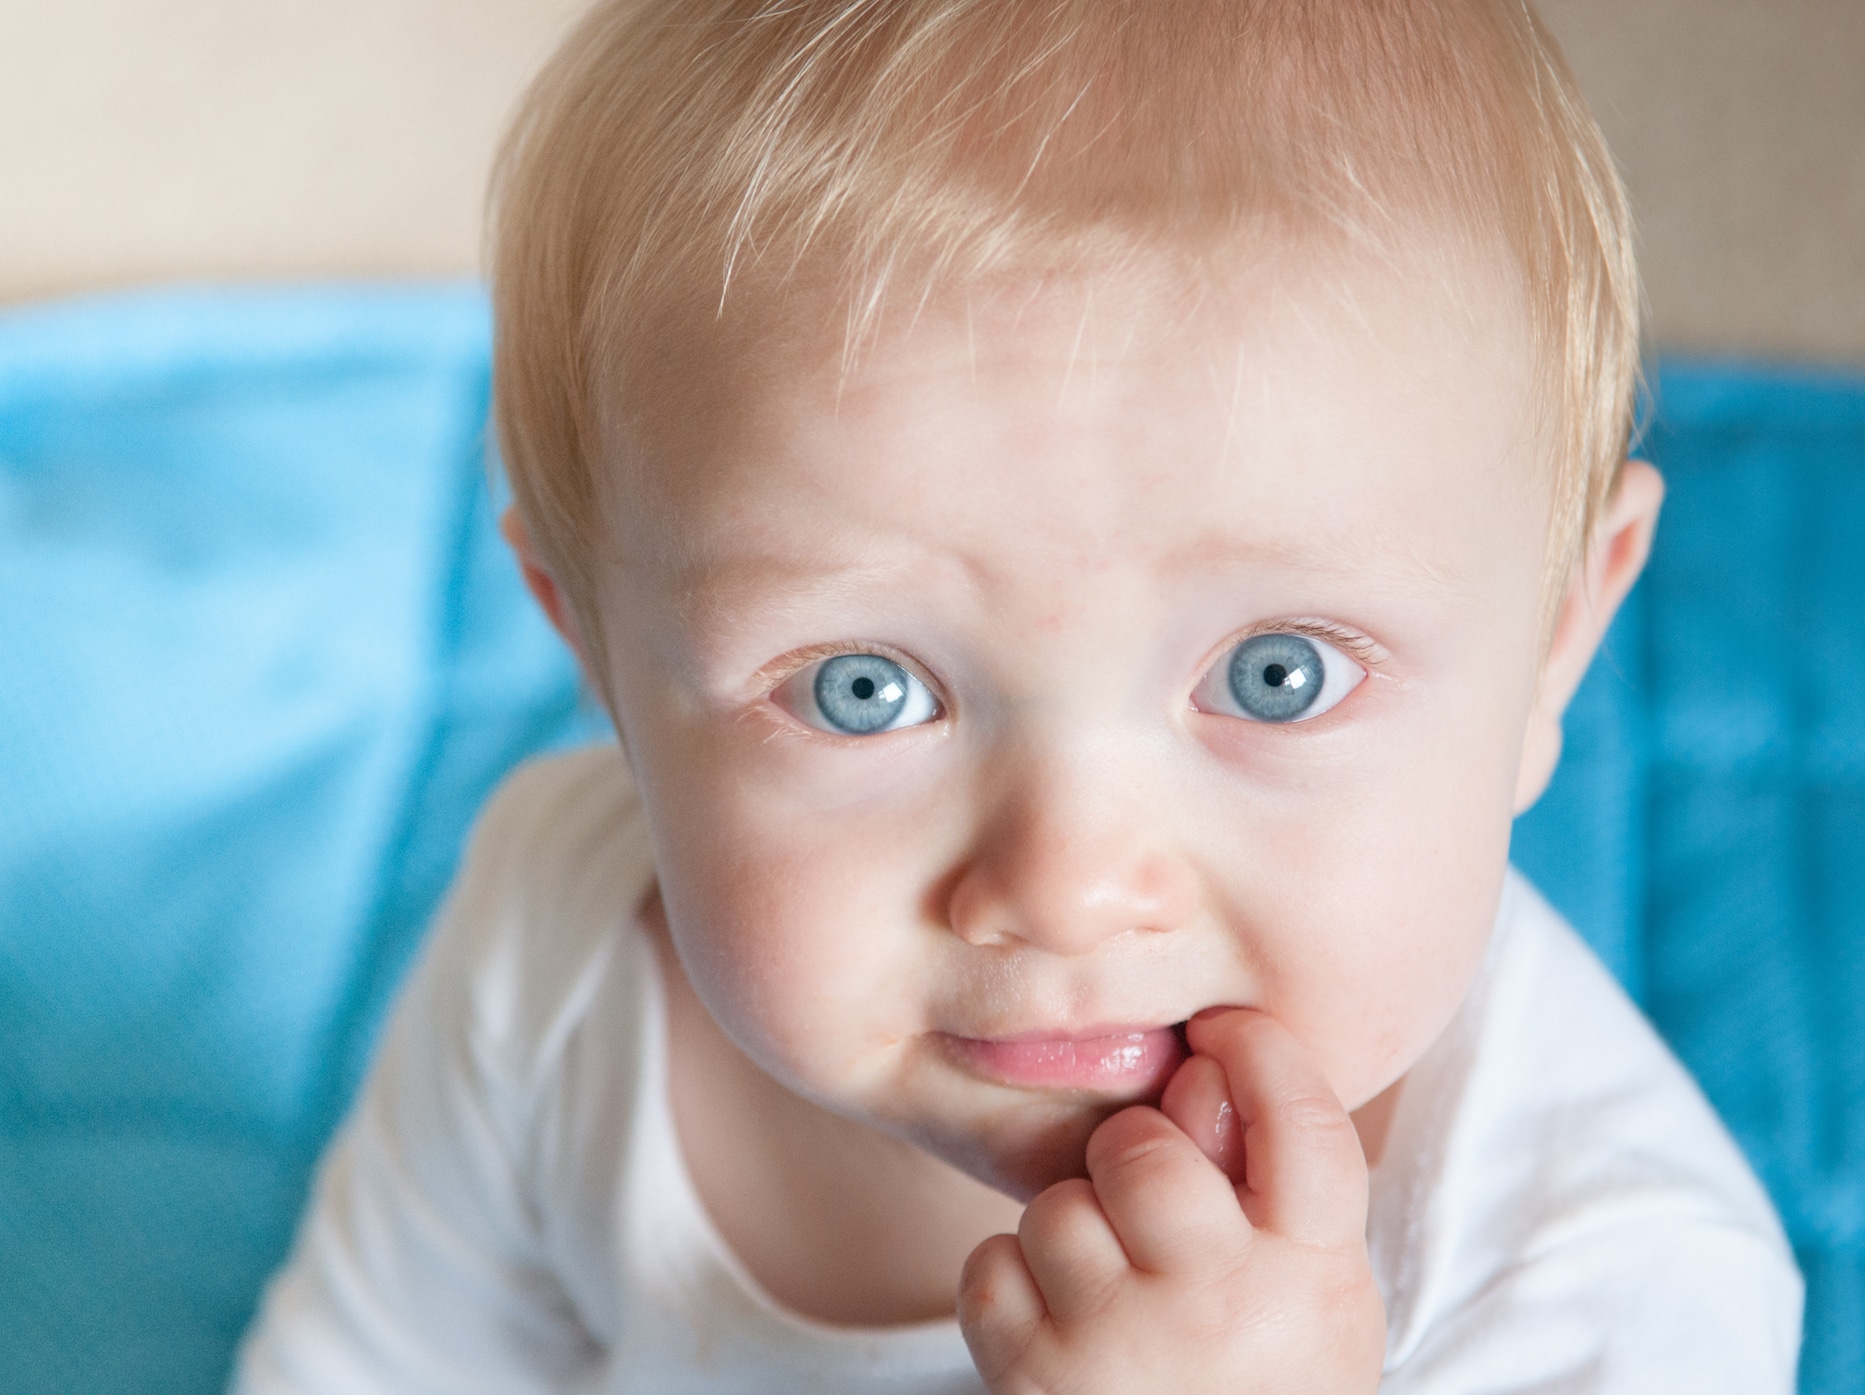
top-left (1263, 663), bottom-right (1288, 687)
top-left (851, 676), bottom-right (876, 700)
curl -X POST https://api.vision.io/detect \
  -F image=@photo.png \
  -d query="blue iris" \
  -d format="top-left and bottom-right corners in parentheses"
top-left (1227, 633), bottom-right (1324, 723)
top-left (813, 654), bottom-right (913, 734)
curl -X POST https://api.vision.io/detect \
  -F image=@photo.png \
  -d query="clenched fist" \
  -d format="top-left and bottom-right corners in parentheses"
top-left (958, 1010), bottom-right (1387, 1394)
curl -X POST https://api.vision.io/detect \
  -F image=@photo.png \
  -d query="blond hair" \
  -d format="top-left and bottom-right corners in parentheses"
top-left (491, 0), bottom-right (1638, 648)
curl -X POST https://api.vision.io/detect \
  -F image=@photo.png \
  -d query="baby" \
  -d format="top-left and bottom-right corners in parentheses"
top-left (236, 1), bottom-right (1802, 1391)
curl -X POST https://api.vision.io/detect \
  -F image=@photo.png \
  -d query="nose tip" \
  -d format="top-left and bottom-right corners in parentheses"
top-left (945, 826), bottom-right (1201, 954)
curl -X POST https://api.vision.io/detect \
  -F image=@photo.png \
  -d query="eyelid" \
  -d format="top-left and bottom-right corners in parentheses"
top-left (1229, 618), bottom-right (1385, 669)
top-left (754, 640), bottom-right (944, 699)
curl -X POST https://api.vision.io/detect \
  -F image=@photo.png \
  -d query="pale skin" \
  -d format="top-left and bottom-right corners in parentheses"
top-left (508, 235), bottom-right (1663, 1392)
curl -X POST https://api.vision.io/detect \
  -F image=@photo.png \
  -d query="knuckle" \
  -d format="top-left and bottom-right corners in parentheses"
top-left (1059, 1262), bottom-right (1127, 1325)
top-left (1101, 1131), bottom-right (1176, 1177)
top-left (957, 1247), bottom-right (1039, 1383)
top-left (1276, 1090), bottom-right (1354, 1144)
top-left (954, 1278), bottom-right (992, 1335)
top-left (1234, 1008), bottom-right (1282, 1040)
top-left (957, 1247), bottom-right (1015, 1322)
top-left (1308, 1262), bottom-right (1390, 1377)
top-left (1221, 1009), bottom-right (1285, 1055)
top-left (957, 1237), bottom-right (1010, 1299)
top-left (1209, 1250), bottom-right (1385, 1381)
top-left (1084, 1108), bottom-right (1177, 1176)
top-left (1019, 1178), bottom-right (1099, 1244)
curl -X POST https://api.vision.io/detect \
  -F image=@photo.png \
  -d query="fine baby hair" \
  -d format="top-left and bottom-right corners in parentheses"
top-left (490, 0), bottom-right (1638, 656)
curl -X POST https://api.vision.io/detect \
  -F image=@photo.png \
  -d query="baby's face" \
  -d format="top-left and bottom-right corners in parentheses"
top-left (591, 242), bottom-right (1550, 1198)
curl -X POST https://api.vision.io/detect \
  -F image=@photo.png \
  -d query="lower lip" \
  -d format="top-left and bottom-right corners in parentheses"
top-left (938, 1026), bottom-right (1187, 1092)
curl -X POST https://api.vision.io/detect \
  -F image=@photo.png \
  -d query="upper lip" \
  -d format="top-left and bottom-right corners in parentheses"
top-left (939, 1020), bottom-right (1186, 1044)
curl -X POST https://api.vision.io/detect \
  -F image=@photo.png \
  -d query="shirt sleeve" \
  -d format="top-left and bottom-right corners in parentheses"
top-left (1372, 877), bottom-right (1805, 1395)
top-left (1378, 1203), bottom-right (1803, 1394)
top-left (229, 772), bottom-right (611, 1395)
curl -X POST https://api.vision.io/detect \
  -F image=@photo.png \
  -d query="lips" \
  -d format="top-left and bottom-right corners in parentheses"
top-left (937, 1023), bottom-right (1189, 1093)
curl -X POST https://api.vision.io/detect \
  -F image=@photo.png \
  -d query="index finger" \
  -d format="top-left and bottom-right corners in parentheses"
top-left (1184, 1009), bottom-right (1369, 1250)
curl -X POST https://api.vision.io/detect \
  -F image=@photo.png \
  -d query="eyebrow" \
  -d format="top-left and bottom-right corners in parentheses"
top-left (668, 552), bottom-right (931, 632)
top-left (669, 518), bottom-right (1466, 639)
top-left (1161, 528), bottom-right (1467, 593)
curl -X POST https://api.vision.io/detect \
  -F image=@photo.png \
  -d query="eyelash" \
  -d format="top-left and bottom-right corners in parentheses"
top-left (1232, 619), bottom-right (1381, 667)
top-left (756, 640), bottom-right (938, 696)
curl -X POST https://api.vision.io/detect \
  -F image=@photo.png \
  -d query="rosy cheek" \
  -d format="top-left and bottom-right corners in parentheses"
top-left (663, 831), bottom-right (876, 1063)
top-left (1224, 814), bottom-right (1499, 1107)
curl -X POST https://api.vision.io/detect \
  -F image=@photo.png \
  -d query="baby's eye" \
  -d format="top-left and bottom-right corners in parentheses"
top-left (1192, 631), bottom-right (1365, 725)
top-left (777, 652), bottom-right (940, 735)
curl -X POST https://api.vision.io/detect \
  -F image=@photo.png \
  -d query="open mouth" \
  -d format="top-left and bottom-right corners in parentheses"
top-left (936, 1020), bottom-right (1192, 1094)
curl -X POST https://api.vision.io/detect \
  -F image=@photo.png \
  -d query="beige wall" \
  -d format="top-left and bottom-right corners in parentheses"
top-left (1542, 0), bottom-right (1865, 362)
top-left (0, 0), bottom-right (585, 296)
top-left (2, 0), bottom-right (1860, 362)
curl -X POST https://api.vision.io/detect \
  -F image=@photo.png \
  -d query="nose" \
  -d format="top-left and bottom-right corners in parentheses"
top-left (944, 744), bottom-right (1202, 955)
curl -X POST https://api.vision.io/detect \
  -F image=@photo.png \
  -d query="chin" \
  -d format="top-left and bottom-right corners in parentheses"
top-left (926, 1095), bottom-right (1137, 1203)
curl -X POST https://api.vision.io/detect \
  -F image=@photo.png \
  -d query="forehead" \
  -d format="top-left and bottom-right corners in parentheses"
top-left (608, 238), bottom-right (1546, 619)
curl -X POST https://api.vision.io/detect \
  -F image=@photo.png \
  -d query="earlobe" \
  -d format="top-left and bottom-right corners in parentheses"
top-left (500, 507), bottom-right (589, 666)
top-left (1513, 712), bottom-right (1564, 816)
top-left (1512, 460), bottom-right (1664, 814)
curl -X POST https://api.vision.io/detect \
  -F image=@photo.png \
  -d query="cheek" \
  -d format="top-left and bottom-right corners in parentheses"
top-left (1219, 686), bottom-right (1526, 1106)
top-left (1305, 787), bottom-right (1511, 1104)
top-left (637, 744), bottom-right (939, 1092)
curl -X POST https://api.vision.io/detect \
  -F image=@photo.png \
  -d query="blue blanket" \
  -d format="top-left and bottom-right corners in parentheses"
top-left (1, 286), bottom-right (1859, 1393)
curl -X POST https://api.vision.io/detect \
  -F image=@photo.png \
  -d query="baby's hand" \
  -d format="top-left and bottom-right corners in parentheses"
top-left (958, 1011), bottom-right (1386, 1394)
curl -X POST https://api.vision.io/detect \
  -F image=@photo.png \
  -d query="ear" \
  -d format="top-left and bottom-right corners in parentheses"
top-left (1514, 459), bottom-right (1665, 814)
top-left (500, 507), bottom-right (589, 667)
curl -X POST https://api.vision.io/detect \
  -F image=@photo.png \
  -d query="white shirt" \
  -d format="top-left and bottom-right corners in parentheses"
top-left (232, 746), bottom-right (1802, 1394)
